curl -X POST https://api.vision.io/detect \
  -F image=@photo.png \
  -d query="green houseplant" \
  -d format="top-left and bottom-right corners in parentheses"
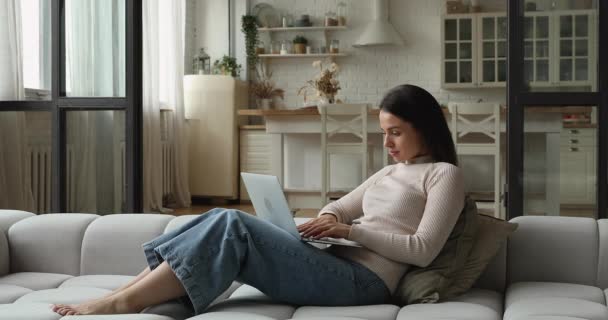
top-left (241, 15), bottom-right (259, 69)
top-left (212, 55), bottom-right (242, 77)
top-left (293, 35), bottom-right (308, 54)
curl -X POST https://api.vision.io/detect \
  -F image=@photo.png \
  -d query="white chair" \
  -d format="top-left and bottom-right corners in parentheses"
top-left (318, 103), bottom-right (374, 205)
top-left (448, 102), bottom-right (503, 219)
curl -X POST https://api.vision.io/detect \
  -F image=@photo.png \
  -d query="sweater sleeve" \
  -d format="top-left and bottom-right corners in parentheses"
top-left (348, 163), bottom-right (465, 267)
top-left (318, 165), bottom-right (393, 224)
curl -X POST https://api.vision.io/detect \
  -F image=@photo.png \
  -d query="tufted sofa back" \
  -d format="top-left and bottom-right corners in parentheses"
top-left (2, 211), bottom-right (607, 294)
top-left (506, 216), bottom-right (608, 288)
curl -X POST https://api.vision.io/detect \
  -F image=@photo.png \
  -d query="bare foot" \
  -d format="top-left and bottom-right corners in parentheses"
top-left (51, 294), bottom-right (139, 316)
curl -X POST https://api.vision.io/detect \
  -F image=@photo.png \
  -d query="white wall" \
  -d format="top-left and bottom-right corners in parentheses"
top-left (249, 0), bottom-right (508, 108)
top-left (187, 0), bottom-right (231, 74)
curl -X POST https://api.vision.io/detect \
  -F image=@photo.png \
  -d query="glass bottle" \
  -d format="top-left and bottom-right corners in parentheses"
top-left (336, 2), bottom-right (347, 26)
top-left (255, 40), bottom-right (266, 54)
top-left (193, 48), bottom-right (211, 75)
top-left (271, 40), bottom-right (281, 54)
top-left (325, 11), bottom-right (337, 27)
top-left (330, 40), bottom-right (340, 54)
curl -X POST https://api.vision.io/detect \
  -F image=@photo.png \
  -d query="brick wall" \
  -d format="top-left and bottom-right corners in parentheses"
top-left (250, 0), bottom-right (507, 108)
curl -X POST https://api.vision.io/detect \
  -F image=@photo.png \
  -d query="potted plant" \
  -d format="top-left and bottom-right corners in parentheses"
top-left (293, 35), bottom-right (308, 54)
top-left (241, 15), bottom-right (259, 68)
top-left (212, 55), bottom-right (242, 77)
top-left (251, 64), bottom-right (285, 109)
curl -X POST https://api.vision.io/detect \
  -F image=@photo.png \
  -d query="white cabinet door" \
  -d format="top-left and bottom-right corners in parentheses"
top-left (524, 12), bottom-right (552, 87)
top-left (478, 13), bottom-right (507, 87)
top-left (442, 14), bottom-right (477, 88)
top-left (559, 128), bottom-right (596, 204)
top-left (553, 11), bottom-right (596, 86)
top-left (239, 129), bottom-right (282, 200)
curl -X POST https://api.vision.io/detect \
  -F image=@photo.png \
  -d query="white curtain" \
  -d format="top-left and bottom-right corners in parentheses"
top-left (143, 0), bottom-right (191, 212)
top-left (0, 0), bottom-right (34, 211)
top-left (65, 0), bottom-right (124, 212)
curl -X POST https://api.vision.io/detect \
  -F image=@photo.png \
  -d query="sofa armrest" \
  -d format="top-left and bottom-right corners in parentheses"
top-left (0, 210), bottom-right (35, 233)
top-left (0, 230), bottom-right (7, 277)
top-left (0, 210), bottom-right (36, 277)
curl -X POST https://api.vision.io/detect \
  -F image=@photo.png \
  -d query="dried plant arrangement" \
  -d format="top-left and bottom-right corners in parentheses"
top-left (297, 59), bottom-right (341, 105)
top-left (251, 64), bottom-right (285, 101)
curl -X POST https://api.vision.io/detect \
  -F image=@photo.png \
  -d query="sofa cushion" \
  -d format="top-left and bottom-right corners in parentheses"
top-left (598, 219), bottom-right (608, 289)
top-left (206, 285), bottom-right (295, 319)
top-left (506, 281), bottom-right (606, 308)
top-left (59, 275), bottom-right (134, 290)
top-left (393, 197), bottom-right (478, 304)
top-left (187, 312), bottom-right (277, 320)
top-left (14, 287), bottom-right (109, 305)
top-left (291, 305), bottom-right (399, 320)
top-left (472, 239), bottom-right (506, 293)
top-left (0, 272), bottom-right (73, 291)
top-left (9, 214), bottom-right (98, 275)
top-left (508, 216), bottom-right (598, 286)
top-left (66, 315), bottom-right (175, 320)
top-left (165, 215), bottom-right (199, 233)
top-left (80, 214), bottom-right (173, 276)
top-left (0, 284), bottom-right (32, 303)
top-left (396, 301), bottom-right (500, 320)
top-left (445, 288), bottom-right (503, 315)
top-left (0, 210), bottom-right (35, 233)
top-left (503, 297), bottom-right (608, 320)
top-left (445, 215), bottom-right (517, 298)
top-left (0, 302), bottom-right (61, 320)
top-left (142, 300), bottom-right (194, 320)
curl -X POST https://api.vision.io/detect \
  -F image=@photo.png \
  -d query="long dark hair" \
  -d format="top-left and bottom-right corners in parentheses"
top-left (380, 84), bottom-right (458, 166)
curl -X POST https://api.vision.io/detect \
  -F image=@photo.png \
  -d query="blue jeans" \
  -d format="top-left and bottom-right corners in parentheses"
top-left (142, 208), bottom-right (390, 315)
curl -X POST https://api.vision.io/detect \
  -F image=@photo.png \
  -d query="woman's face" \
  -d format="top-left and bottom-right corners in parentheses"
top-left (379, 110), bottom-right (429, 162)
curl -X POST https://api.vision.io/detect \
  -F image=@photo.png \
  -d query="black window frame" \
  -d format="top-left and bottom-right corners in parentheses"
top-left (507, 1), bottom-right (607, 219)
top-left (0, 0), bottom-right (143, 213)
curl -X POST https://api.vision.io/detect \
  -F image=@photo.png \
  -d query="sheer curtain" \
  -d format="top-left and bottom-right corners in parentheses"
top-left (0, 0), bottom-right (34, 211)
top-left (65, 0), bottom-right (124, 212)
top-left (143, 0), bottom-right (191, 212)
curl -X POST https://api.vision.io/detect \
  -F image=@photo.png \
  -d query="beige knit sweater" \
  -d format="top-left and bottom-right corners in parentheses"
top-left (320, 156), bottom-right (465, 293)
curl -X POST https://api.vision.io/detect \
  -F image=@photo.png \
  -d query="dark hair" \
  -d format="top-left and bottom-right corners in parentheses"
top-left (379, 84), bottom-right (458, 166)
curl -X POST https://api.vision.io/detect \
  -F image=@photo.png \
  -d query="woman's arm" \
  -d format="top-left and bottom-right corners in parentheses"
top-left (347, 164), bottom-right (465, 267)
top-left (317, 165), bottom-right (393, 225)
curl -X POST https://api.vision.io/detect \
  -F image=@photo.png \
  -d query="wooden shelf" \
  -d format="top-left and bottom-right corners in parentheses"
top-left (258, 26), bottom-right (347, 32)
top-left (239, 125), bottom-right (266, 130)
top-left (237, 108), bottom-right (381, 116)
top-left (258, 53), bottom-right (348, 59)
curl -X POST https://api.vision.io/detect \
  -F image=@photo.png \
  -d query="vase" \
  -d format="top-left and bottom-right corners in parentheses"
top-left (258, 98), bottom-right (272, 110)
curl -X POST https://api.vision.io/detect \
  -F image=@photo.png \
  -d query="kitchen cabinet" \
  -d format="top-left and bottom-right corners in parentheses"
top-left (559, 128), bottom-right (596, 205)
top-left (239, 127), bottom-right (282, 200)
top-left (442, 10), bottom-right (596, 89)
top-left (441, 12), bottom-right (506, 88)
top-left (524, 10), bottom-right (596, 87)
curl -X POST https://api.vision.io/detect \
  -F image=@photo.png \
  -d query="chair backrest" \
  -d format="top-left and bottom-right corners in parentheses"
top-left (448, 102), bottom-right (501, 146)
top-left (317, 103), bottom-right (369, 143)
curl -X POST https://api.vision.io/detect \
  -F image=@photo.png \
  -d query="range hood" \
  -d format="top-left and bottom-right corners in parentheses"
top-left (353, 0), bottom-right (404, 47)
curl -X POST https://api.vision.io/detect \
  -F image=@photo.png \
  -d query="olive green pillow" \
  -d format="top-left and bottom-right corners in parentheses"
top-left (391, 196), bottom-right (479, 305)
top-left (443, 215), bottom-right (518, 297)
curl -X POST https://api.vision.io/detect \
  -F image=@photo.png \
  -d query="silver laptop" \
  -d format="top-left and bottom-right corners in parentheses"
top-left (241, 172), bottom-right (362, 248)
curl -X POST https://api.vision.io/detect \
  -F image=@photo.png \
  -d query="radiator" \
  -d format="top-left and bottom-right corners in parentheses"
top-left (27, 145), bottom-right (52, 213)
top-left (161, 110), bottom-right (174, 199)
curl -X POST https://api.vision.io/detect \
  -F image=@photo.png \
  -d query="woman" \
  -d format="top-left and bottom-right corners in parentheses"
top-left (52, 84), bottom-right (464, 316)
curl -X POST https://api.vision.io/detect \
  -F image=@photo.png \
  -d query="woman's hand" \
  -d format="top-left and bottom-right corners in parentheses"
top-left (297, 214), bottom-right (352, 239)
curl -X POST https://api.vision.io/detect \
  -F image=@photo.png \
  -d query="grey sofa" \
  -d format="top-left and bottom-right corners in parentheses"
top-left (0, 209), bottom-right (607, 320)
